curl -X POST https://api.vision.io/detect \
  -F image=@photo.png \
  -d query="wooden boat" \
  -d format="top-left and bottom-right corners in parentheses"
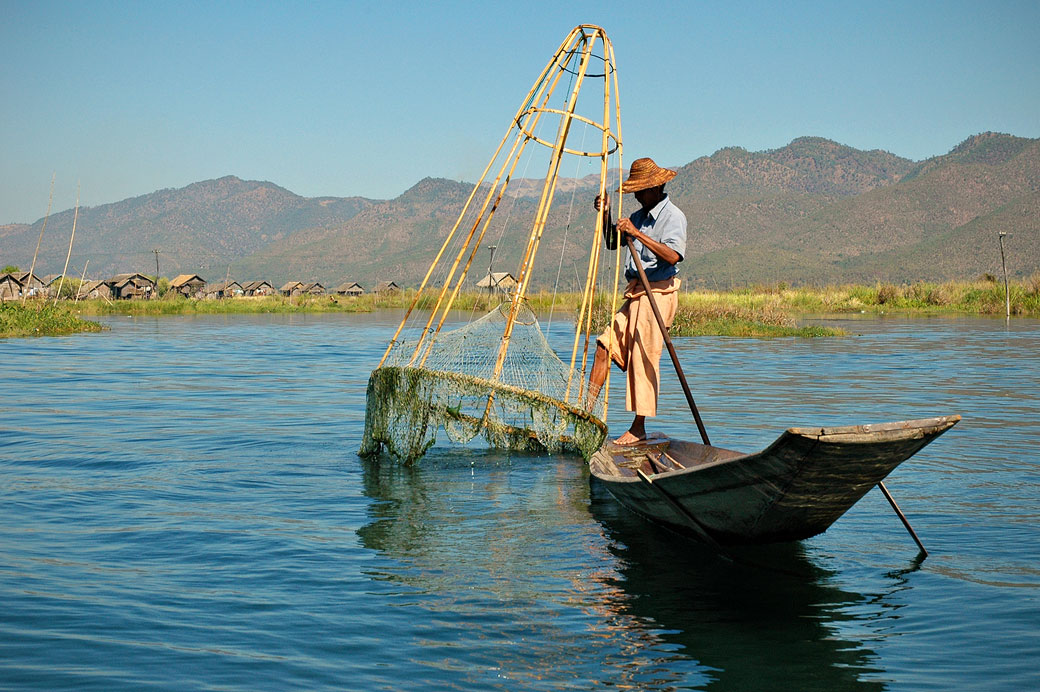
top-left (588, 415), bottom-right (960, 546)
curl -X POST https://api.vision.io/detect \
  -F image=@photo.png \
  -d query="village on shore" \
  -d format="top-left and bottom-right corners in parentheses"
top-left (0, 270), bottom-right (519, 301)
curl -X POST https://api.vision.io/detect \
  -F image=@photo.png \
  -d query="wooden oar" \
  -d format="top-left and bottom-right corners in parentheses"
top-left (624, 235), bottom-right (710, 445)
top-left (877, 480), bottom-right (928, 557)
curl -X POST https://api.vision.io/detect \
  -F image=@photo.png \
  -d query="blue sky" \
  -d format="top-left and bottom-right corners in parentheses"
top-left (2, 0), bottom-right (1038, 223)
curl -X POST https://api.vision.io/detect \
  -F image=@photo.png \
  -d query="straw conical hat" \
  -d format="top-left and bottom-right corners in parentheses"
top-left (620, 157), bottom-right (677, 193)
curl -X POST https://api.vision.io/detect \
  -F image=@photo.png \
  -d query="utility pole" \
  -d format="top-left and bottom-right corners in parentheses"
top-left (151, 249), bottom-right (161, 299)
top-left (487, 245), bottom-right (497, 299)
top-left (998, 232), bottom-right (1010, 320)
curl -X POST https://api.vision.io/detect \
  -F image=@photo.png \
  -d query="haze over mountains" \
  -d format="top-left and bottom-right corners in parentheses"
top-left (2, 132), bottom-right (1036, 288)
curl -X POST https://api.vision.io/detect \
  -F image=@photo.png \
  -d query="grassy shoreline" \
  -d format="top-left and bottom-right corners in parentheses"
top-left (4, 277), bottom-right (1037, 339)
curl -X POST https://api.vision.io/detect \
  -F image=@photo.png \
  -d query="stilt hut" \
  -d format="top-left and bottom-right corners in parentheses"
top-left (15, 272), bottom-right (46, 297)
top-left (0, 273), bottom-right (24, 300)
top-left (476, 272), bottom-right (517, 294)
top-left (76, 280), bottom-right (113, 301)
top-left (170, 274), bottom-right (206, 298)
top-left (336, 281), bottom-right (365, 297)
top-left (204, 280), bottom-right (243, 299)
top-left (280, 281), bottom-right (304, 297)
top-left (242, 280), bottom-right (274, 296)
top-left (106, 273), bottom-right (156, 300)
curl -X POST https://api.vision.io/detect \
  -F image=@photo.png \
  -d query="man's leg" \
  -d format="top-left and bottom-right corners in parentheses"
top-left (584, 342), bottom-right (609, 411)
top-left (588, 344), bottom-right (646, 444)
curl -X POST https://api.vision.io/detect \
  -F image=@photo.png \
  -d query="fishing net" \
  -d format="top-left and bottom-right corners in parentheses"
top-left (360, 303), bottom-right (607, 463)
top-left (359, 25), bottom-right (624, 464)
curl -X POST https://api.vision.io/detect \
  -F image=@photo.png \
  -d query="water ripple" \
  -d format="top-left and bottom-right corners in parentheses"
top-left (1, 313), bottom-right (1038, 690)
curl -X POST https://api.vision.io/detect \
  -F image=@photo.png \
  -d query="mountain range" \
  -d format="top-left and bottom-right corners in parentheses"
top-left (1, 132), bottom-right (1036, 288)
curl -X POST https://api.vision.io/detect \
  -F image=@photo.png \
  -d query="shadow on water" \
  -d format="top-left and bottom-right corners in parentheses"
top-left (355, 449), bottom-right (896, 691)
top-left (586, 479), bottom-right (893, 691)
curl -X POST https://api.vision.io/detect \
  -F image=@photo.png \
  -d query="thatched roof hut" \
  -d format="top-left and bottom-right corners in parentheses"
top-left (241, 280), bottom-right (274, 296)
top-left (0, 272), bottom-right (24, 299)
top-left (280, 281), bottom-right (304, 297)
top-left (336, 281), bottom-right (364, 296)
top-left (203, 280), bottom-right (243, 299)
top-left (476, 272), bottom-right (517, 293)
top-left (0, 271), bottom-right (46, 298)
top-left (301, 282), bottom-right (326, 295)
top-left (375, 281), bottom-right (400, 294)
top-left (170, 274), bottom-right (206, 298)
top-left (76, 280), bottom-right (113, 301)
top-left (106, 273), bottom-right (156, 300)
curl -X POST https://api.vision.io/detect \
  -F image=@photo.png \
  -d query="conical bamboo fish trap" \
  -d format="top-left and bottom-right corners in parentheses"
top-left (360, 25), bottom-right (625, 463)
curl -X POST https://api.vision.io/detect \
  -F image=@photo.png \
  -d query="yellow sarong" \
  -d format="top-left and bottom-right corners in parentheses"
top-left (597, 277), bottom-right (679, 417)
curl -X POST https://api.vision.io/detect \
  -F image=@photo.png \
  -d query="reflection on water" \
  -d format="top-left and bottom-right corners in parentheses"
top-left (588, 482), bottom-right (888, 691)
top-left (358, 450), bottom-right (904, 690)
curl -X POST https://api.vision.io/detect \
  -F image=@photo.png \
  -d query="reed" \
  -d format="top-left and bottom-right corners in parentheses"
top-left (53, 185), bottom-right (79, 305)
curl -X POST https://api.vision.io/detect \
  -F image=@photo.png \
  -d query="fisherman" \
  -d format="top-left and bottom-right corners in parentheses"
top-left (586, 157), bottom-right (687, 445)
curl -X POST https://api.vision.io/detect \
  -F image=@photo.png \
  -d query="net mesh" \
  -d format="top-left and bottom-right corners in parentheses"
top-left (360, 303), bottom-right (607, 463)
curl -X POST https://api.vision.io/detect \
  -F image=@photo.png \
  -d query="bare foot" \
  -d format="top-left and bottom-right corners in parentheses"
top-left (613, 430), bottom-right (645, 446)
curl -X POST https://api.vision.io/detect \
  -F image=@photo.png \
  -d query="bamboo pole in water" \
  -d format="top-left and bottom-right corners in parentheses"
top-left (75, 260), bottom-right (89, 302)
top-left (565, 48), bottom-right (620, 404)
top-left (877, 480), bottom-right (928, 557)
top-left (24, 174), bottom-right (55, 304)
top-left (53, 184), bottom-right (80, 305)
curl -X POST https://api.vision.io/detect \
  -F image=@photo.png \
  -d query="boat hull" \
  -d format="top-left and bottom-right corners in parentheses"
top-left (588, 416), bottom-right (960, 545)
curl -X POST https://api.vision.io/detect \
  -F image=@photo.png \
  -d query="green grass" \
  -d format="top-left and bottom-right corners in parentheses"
top-left (732, 276), bottom-right (1040, 316)
top-left (0, 301), bottom-right (107, 338)
top-left (27, 274), bottom-right (1038, 340)
top-left (73, 294), bottom-right (374, 315)
top-left (670, 300), bottom-right (844, 337)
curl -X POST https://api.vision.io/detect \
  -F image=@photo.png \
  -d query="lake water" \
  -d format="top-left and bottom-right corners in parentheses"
top-left (1, 311), bottom-right (1037, 690)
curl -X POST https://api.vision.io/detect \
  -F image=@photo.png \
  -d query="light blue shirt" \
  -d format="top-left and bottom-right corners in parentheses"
top-left (621, 194), bottom-right (687, 282)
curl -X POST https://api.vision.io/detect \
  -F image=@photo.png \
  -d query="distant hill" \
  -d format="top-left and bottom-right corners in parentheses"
top-left (0, 176), bottom-right (374, 278)
top-left (677, 132), bottom-right (1040, 285)
top-left (2, 134), bottom-right (1036, 287)
top-left (231, 177), bottom-right (483, 287)
top-left (671, 136), bottom-right (914, 199)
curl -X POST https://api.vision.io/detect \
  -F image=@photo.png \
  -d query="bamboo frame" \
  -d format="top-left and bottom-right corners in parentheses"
top-left (376, 24), bottom-right (624, 421)
top-left (416, 30), bottom-right (586, 366)
top-left (491, 26), bottom-right (617, 381)
top-left (376, 31), bottom-right (573, 369)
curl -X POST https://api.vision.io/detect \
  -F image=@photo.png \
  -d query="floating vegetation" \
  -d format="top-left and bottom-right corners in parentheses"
top-left (0, 302), bottom-right (106, 338)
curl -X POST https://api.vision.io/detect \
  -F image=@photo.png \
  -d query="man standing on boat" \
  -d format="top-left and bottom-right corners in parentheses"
top-left (586, 157), bottom-right (687, 445)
